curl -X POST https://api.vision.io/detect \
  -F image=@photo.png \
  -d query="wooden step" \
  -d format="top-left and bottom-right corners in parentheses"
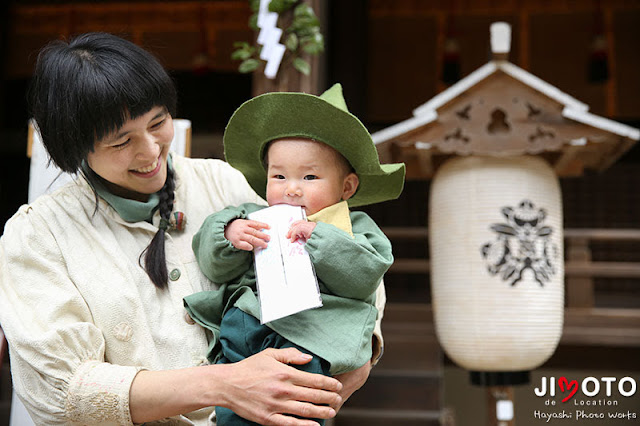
top-left (342, 371), bottom-right (441, 411)
top-left (334, 408), bottom-right (441, 426)
top-left (562, 307), bottom-right (640, 346)
top-left (379, 303), bottom-right (441, 371)
top-left (333, 302), bottom-right (444, 424)
top-left (383, 303), bottom-right (433, 324)
top-left (377, 333), bottom-right (442, 373)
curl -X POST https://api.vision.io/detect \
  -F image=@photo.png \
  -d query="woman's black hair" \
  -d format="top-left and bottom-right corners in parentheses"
top-left (29, 32), bottom-right (178, 289)
top-left (29, 32), bottom-right (177, 173)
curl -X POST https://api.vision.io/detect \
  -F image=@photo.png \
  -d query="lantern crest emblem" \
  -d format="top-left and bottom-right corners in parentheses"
top-left (481, 199), bottom-right (559, 286)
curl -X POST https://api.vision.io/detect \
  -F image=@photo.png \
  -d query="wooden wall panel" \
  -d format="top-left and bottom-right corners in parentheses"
top-left (366, 15), bottom-right (438, 123)
top-left (142, 32), bottom-right (202, 70)
top-left (5, 34), bottom-right (59, 78)
top-left (614, 9), bottom-right (640, 118)
top-left (5, 1), bottom-right (640, 119)
top-left (363, 0), bottom-right (640, 123)
top-left (529, 12), bottom-right (608, 116)
top-left (5, 2), bottom-right (251, 77)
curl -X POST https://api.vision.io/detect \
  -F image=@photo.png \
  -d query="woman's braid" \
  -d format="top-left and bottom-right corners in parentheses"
top-left (142, 166), bottom-right (176, 289)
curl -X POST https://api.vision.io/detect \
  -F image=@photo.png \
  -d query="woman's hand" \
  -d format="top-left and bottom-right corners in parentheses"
top-left (224, 219), bottom-right (270, 251)
top-left (333, 360), bottom-right (372, 410)
top-left (217, 348), bottom-right (342, 426)
top-left (130, 348), bottom-right (341, 425)
top-left (129, 345), bottom-right (371, 424)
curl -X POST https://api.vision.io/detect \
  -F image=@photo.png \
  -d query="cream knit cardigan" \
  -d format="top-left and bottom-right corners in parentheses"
top-left (0, 154), bottom-right (386, 425)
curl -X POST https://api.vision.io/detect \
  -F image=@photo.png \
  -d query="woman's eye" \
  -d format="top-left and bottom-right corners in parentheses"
top-left (112, 139), bottom-right (130, 149)
top-left (151, 119), bottom-right (166, 130)
top-left (304, 175), bottom-right (318, 180)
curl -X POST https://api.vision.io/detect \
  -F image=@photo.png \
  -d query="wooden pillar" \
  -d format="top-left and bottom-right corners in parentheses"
top-left (435, 12), bottom-right (447, 93)
top-left (603, 7), bottom-right (617, 117)
top-left (566, 237), bottom-right (595, 308)
top-left (518, 8), bottom-right (529, 70)
top-left (487, 386), bottom-right (515, 426)
top-left (252, 0), bottom-right (325, 96)
top-left (0, 0), bottom-right (9, 129)
top-left (327, 0), bottom-right (368, 119)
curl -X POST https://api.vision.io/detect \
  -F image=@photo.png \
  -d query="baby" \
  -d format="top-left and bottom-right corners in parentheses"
top-left (184, 84), bottom-right (405, 425)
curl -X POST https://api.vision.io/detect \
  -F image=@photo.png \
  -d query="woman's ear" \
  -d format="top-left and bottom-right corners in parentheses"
top-left (341, 172), bottom-right (359, 201)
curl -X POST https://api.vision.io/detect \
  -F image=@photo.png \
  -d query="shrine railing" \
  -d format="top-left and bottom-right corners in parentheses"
top-left (382, 227), bottom-right (640, 348)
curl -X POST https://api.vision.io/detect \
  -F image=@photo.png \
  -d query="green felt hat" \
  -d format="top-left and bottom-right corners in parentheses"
top-left (223, 83), bottom-right (405, 207)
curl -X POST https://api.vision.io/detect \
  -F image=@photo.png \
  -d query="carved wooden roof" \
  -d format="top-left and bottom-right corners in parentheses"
top-left (373, 61), bottom-right (639, 179)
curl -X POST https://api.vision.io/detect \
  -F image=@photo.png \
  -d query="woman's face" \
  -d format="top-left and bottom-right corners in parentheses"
top-left (87, 107), bottom-right (174, 201)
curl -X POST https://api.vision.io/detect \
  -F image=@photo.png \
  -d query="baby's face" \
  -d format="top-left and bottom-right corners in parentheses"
top-left (265, 138), bottom-right (358, 216)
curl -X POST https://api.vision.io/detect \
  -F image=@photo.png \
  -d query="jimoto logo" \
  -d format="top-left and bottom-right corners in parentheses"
top-left (534, 376), bottom-right (637, 402)
top-left (532, 376), bottom-right (638, 422)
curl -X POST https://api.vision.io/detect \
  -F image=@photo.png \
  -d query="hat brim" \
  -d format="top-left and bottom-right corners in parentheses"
top-left (224, 92), bottom-right (405, 207)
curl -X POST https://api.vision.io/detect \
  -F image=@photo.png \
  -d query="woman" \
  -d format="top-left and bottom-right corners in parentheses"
top-left (0, 33), bottom-right (385, 425)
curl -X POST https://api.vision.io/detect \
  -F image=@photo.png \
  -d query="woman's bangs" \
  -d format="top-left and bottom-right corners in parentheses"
top-left (89, 61), bottom-right (175, 144)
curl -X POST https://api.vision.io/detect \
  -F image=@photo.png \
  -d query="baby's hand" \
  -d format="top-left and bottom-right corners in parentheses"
top-left (225, 219), bottom-right (270, 251)
top-left (287, 220), bottom-right (316, 243)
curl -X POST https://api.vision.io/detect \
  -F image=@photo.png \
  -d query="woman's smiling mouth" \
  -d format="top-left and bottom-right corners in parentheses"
top-left (131, 157), bottom-right (160, 176)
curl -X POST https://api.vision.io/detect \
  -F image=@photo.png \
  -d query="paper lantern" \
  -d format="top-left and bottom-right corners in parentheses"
top-left (429, 155), bottom-right (564, 382)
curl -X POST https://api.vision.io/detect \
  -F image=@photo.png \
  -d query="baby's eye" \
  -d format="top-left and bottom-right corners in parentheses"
top-left (304, 175), bottom-right (318, 180)
top-left (273, 174), bottom-right (285, 180)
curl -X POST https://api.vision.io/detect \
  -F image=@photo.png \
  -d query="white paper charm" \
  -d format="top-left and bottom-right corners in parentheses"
top-left (257, 0), bottom-right (271, 27)
top-left (256, 0), bottom-right (285, 79)
top-left (248, 204), bottom-right (322, 323)
top-left (264, 44), bottom-right (286, 80)
top-left (257, 12), bottom-right (279, 45)
top-left (260, 27), bottom-right (283, 61)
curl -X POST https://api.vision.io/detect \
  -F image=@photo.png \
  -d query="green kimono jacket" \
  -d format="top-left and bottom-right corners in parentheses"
top-left (184, 202), bottom-right (393, 375)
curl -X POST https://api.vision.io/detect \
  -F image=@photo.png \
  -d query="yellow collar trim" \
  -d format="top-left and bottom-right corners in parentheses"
top-left (306, 201), bottom-right (353, 237)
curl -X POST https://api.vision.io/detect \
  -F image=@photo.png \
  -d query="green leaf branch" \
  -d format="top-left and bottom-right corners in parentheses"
top-left (233, 1), bottom-right (324, 76)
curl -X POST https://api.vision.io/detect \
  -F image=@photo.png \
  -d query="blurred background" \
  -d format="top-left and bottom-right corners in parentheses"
top-left (1, 1), bottom-right (639, 425)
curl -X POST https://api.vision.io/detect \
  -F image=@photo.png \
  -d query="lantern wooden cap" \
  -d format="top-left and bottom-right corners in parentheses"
top-left (490, 22), bottom-right (511, 61)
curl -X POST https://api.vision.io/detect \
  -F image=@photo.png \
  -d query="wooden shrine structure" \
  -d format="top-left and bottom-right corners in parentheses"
top-left (2, 3), bottom-right (640, 425)
top-left (372, 42), bottom-right (638, 179)
top-left (368, 22), bottom-right (640, 426)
